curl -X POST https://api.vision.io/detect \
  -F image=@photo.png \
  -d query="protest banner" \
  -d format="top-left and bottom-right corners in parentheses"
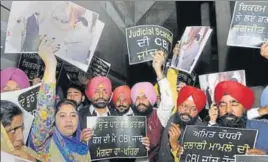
top-left (246, 119), bottom-right (268, 153)
top-left (171, 26), bottom-right (212, 74)
top-left (179, 125), bottom-right (258, 162)
top-left (88, 55), bottom-right (111, 77)
top-left (17, 53), bottom-right (63, 81)
top-left (235, 155), bottom-right (268, 162)
top-left (87, 116), bottom-right (147, 161)
top-left (0, 84), bottom-right (41, 143)
top-left (64, 55), bottom-right (111, 86)
top-left (5, 1), bottom-right (105, 72)
top-left (199, 70), bottom-right (246, 109)
top-left (126, 25), bottom-right (173, 65)
top-left (64, 63), bottom-right (87, 87)
top-left (227, 1), bottom-right (268, 48)
top-left (17, 84), bottom-right (40, 114)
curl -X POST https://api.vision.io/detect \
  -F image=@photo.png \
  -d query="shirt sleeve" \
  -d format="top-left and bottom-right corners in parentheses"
top-left (166, 68), bottom-right (179, 115)
top-left (157, 78), bottom-right (174, 127)
top-left (30, 82), bottom-right (56, 154)
top-left (247, 108), bottom-right (261, 120)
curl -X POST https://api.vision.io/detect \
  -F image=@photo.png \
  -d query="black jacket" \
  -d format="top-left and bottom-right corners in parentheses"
top-left (79, 104), bottom-right (118, 129)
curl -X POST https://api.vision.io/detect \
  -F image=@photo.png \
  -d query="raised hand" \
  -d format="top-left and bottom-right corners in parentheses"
top-left (153, 50), bottom-right (166, 80)
top-left (80, 128), bottom-right (93, 142)
top-left (247, 148), bottom-right (266, 155)
top-left (209, 103), bottom-right (219, 123)
top-left (38, 34), bottom-right (60, 67)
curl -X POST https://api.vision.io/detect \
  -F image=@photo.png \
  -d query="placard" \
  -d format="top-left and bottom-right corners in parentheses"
top-left (87, 116), bottom-right (147, 161)
top-left (199, 70), bottom-right (246, 109)
top-left (88, 55), bottom-right (111, 77)
top-left (0, 84), bottom-right (41, 143)
top-left (18, 84), bottom-right (40, 114)
top-left (246, 119), bottom-right (268, 153)
top-left (171, 26), bottom-right (212, 74)
top-left (64, 55), bottom-right (111, 86)
top-left (17, 53), bottom-right (63, 81)
top-left (5, 1), bottom-right (105, 72)
top-left (227, 1), bottom-right (268, 48)
top-left (126, 25), bottom-right (173, 65)
top-left (179, 125), bottom-right (258, 162)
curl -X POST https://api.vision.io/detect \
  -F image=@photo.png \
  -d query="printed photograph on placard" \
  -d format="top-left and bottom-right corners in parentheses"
top-left (199, 70), bottom-right (246, 109)
top-left (171, 26), bottom-right (212, 74)
top-left (227, 1), bottom-right (268, 48)
top-left (0, 84), bottom-right (42, 144)
top-left (5, 1), bottom-right (104, 72)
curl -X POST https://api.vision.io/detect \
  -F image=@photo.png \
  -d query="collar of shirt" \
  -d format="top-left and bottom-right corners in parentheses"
top-left (89, 105), bottom-right (111, 117)
top-left (123, 107), bottom-right (134, 116)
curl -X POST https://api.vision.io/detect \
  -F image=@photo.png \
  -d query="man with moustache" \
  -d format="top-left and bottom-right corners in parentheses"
top-left (130, 50), bottom-right (174, 162)
top-left (66, 84), bottom-right (86, 111)
top-left (78, 76), bottom-right (118, 162)
top-left (79, 76), bottom-right (118, 130)
top-left (158, 86), bottom-right (207, 162)
top-left (112, 85), bottom-right (133, 116)
top-left (208, 81), bottom-right (254, 128)
top-left (208, 81), bottom-right (266, 155)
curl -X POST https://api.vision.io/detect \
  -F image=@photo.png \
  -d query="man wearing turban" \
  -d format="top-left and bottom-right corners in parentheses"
top-left (208, 81), bottom-right (266, 155)
top-left (208, 81), bottom-right (254, 128)
top-left (159, 86), bottom-right (207, 162)
top-left (130, 51), bottom-right (174, 162)
top-left (1, 67), bottom-right (30, 93)
top-left (112, 85), bottom-right (133, 116)
top-left (78, 76), bottom-right (118, 146)
top-left (79, 76), bottom-right (117, 129)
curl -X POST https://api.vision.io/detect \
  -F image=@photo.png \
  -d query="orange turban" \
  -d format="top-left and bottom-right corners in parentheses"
top-left (112, 85), bottom-right (131, 105)
top-left (177, 86), bottom-right (206, 112)
top-left (214, 81), bottom-right (254, 110)
top-left (85, 76), bottom-right (112, 99)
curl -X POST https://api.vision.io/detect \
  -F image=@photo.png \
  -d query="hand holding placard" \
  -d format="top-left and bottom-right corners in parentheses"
top-left (168, 123), bottom-right (181, 151)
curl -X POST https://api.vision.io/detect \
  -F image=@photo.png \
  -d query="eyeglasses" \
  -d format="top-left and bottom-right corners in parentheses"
top-left (179, 104), bottom-right (197, 112)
